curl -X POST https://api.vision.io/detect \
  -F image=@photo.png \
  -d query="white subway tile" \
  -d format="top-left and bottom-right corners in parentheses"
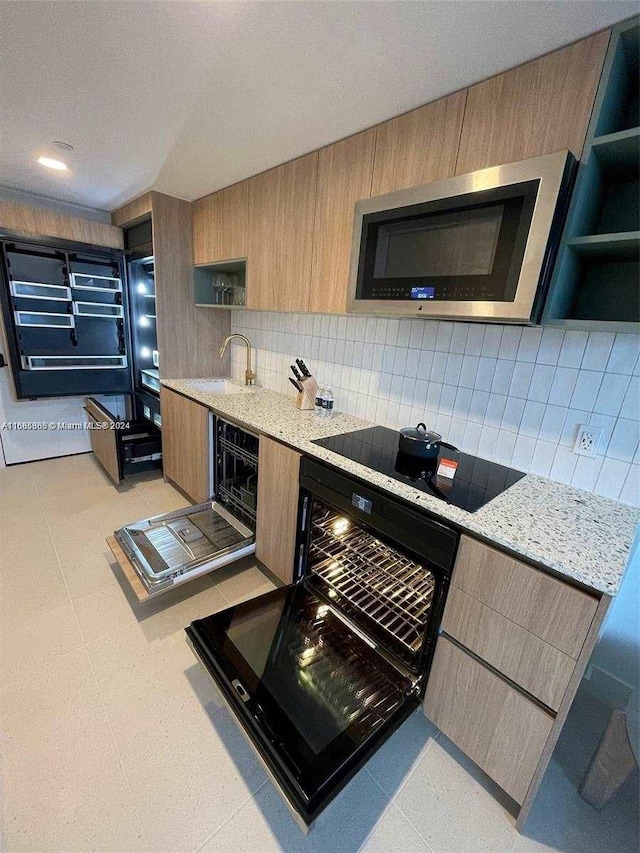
top-left (606, 419), bottom-right (640, 463)
top-left (382, 345), bottom-right (396, 374)
top-left (421, 321), bottom-right (439, 350)
top-left (365, 396), bottom-right (378, 421)
top-left (463, 420), bottom-right (483, 454)
top-left (475, 357), bottom-right (497, 391)
top-left (385, 318), bottom-right (400, 346)
top-left (531, 440), bottom-right (557, 477)
top-left (501, 397), bottom-right (526, 433)
top-left (548, 366), bottom-right (579, 406)
top-left (469, 390), bottom-right (490, 423)
top-left (581, 332), bottom-right (615, 371)
top-left (484, 393), bottom-right (508, 428)
top-left (396, 321), bottom-right (411, 348)
top-left (539, 405), bottom-right (567, 444)
top-left (516, 327), bottom-right (542, 362)
top-left (444, 353), bottom-right (464, 386)
top-left (416, 350), bottom-right (433, 381)
top-left (607, 334), bottom-right (640, 375)
top-left (550, 446), bottom-right (579, 485)
top-left (558, 330), bottom-right (588, 368)
top-left (401, 376), bottom-right (416, 405)
top-left (426, 382), bottom-right (443, 411)
top-left (370, 344), bottom-right (383, 372)
top-left (477, 425), bottom-right (499, 459)
top-left (569, 371), bottom-right (603, 411)
top-left (435, 322), bottom-right (454, 352)
top-left (527, 364), bottom-right (555, 403)
top-left (491, 359), bottom-right (515, 395)
top-left (536, 328), bottom-right (564, 365)
top-left (594, 458), bottom-right (630, 501)
top-left (449, 417), bottom-right (467, 448)
top-left (405, 348), bottom-right (420, 378)
top-left (465, 324), bottom-right (485, 355)
top-left (454, 387), bottom-right (473, 420)
top-left (413, 379), bottom-right (429, 408)
top-left (460, 355), bottom-right (480, 389)
top-left (393, 347), bottom-right (408, 376)
top-left (481, 326), bottom-right (503, 358)
top-left (450, 323), bottom-right (470, 354)
top-left (508, 361), bottom-right (534, 399)
top-left (594, 373), bottom-right (631, 417)
top-left (430, 351), bottom-right (448, 378)
top-left (439, 385), bottom-right (457, 416)
top-left (512, 435), bottom-right (537, 470)
top-left (409, 320), bottom-right (424, 349)
top-left (619, 465), bottom-right (640, 507)
top-left (571, 455), bottom-right (604, 492)
top-left (559, 407), bottom-right (590, 448)
top-left (364, 317), bottom-right (377, 343)
top-left (374, 318), bottom-right (388, 345)
top-left (520, 400), bottom-right (546, 438)
top-left (620, 376), bottom-right (639, 420)
top-left (498, 326), bottom-right (522, 360)
top-left (494, 430), bottom-right (517, 466)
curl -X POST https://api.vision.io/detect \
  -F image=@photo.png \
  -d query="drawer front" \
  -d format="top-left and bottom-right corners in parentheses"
top-left (424, 636), bottom-right (554, 804)
top-left (452, 536), bottom-right (598, 659)
top-left (441, 586), bottom-right (574, 711)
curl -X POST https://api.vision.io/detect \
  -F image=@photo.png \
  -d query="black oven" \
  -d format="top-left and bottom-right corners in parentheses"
top-left (186, 457), bottom-right (459, 830)
top-left (348, 150), bottom-right (575, 323)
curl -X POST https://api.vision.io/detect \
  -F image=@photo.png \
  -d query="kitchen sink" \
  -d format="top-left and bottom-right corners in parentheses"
top-left (182, 378), bottom-right (250, 395)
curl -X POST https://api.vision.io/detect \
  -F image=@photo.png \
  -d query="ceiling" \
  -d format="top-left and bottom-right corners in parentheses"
top-left (0, 1), bottom-right (636, 212)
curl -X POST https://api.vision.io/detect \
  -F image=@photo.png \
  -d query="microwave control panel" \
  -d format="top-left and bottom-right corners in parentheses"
top-left (369, 282), bottom-right (497, 301)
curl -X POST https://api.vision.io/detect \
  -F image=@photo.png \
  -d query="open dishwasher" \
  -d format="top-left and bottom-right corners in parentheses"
top-left (115, 417), bottom-right (259, 596)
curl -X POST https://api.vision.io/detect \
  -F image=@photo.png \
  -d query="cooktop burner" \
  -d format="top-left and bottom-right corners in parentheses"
top-left (312, 426), bottom-right (525, 513)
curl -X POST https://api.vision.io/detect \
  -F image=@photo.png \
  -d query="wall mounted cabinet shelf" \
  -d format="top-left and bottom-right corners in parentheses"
top-left (194, 259), bottom-right (247, 309)
top-left (544, 18), bottom-right (639, 332)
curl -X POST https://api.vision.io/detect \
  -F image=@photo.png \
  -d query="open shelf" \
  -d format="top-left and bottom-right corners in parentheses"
top-left (591, 127), bottom-right (640, 172)
top-left (567, 232), bottom-right (640, 258)
top-left (194, 259), bottom-right (246, 308)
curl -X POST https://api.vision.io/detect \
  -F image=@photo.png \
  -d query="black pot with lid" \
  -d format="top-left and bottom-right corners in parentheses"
top-left (398, 423), bottom-right (459, 459)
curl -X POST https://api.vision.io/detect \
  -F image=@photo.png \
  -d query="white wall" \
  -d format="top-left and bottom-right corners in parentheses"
top-left (231, 311), bottom-right (640, 507)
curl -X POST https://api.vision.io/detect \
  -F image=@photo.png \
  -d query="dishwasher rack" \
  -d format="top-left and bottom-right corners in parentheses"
top-left (216, 419), bottom-right (259, 529)
top-left (307, 506), bottom-right (436, 664)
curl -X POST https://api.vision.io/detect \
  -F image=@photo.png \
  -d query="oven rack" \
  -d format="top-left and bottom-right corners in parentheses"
top-left (308, 517), bottom-right (436, 655)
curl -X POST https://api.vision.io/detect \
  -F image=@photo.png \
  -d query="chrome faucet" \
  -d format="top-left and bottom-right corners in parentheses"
top-left (219, 334), bottom-right (256, 385)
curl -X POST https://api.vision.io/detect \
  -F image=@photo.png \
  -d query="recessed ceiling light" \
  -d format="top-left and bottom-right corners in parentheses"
top-left (38, 156), bottom-right (67, 171)
top-left (53, 141), bottom-right (74, 151)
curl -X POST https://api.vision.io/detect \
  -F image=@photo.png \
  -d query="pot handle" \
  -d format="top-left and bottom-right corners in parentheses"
top-left (438, 441), bottom-right (459, 453)
top-left (416, 423), bottom-right (427, 434)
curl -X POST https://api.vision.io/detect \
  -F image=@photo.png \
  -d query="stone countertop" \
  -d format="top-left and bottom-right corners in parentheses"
top-left (161, 378), bottom-right (639, 596)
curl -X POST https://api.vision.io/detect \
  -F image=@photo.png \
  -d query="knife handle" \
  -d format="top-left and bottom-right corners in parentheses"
top-left (289, 377), bottom-right (302, 392)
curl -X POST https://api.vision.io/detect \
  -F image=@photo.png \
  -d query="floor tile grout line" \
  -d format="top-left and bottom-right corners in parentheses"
top-left (363, 766), bottom-right (440, 853)
top-left (193, 780), bottom-right (269, 852)
top-left (32, 463), bottom-right (152, 850)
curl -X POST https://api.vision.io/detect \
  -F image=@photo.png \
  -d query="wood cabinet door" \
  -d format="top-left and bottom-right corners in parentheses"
top-left (256, 436), bottom-right (301, 583)
top-left (424, 636), bottom-right (554, 804)
top-left (159, 387), bottom-right (210, 503)
top-left (309, 129), bottom-right (376, 314)
top-left (455, 31), bottom-right (610, 175)
top-left (192, 181), bottom-right (250, 265)
top-left (371, 91), bottom-right (466, 196)
top-left (247, 152), bottom-right (318, 312)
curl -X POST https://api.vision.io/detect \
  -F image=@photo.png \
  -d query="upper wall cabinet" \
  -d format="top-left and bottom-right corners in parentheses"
top-left (192, 180), bottom-right (250, 266)
top-left (309, 129), bottom-right (376, 314)
top-left (247, 152), bottom-right (318, 312)
top-left (456, 31), bottom-right (610, 175)
top-left (371, 91), bottom-right (467, 195)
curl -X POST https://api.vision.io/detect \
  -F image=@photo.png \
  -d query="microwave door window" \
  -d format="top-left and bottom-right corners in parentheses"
top-left (376, 206), bottom-right (504, 279)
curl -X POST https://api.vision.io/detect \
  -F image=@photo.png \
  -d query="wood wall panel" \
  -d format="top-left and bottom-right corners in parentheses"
top-left (193, 180), bottom-right (250, 265)
top-left (247, 152), bottom-right (318, 312)
top-left (456, 31), bottom-right (610, 174)
top-left (371, 91), bottom-right (467, 195)
top-left (110, 193), bottom-right (153, 228)
top-left (309, 130), bottom-right (376, 314)
top-left (0, 202), bottom-right (123, 249)
top-left (152, 193), bottom-right (230, 379)
top-left (159, 387), bottom-right (210, 502)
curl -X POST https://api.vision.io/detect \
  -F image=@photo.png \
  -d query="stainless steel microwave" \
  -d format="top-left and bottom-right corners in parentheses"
top-left (347, 150), bottom-right (575, 323)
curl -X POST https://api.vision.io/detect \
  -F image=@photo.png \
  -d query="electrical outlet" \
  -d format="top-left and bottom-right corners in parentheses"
top-left (573, 424), bottom-right (603, 458)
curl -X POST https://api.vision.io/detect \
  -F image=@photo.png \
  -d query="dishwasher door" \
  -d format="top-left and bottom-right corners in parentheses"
top-left (115, 501), bottom-right (255, 596)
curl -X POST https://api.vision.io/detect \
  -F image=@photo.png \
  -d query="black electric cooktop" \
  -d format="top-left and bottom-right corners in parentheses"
top-left (312, 425), bottom-right (525, 513)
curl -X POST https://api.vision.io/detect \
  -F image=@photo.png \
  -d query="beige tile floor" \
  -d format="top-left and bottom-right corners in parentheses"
top-left (1, 453), bottom-right (638, 853)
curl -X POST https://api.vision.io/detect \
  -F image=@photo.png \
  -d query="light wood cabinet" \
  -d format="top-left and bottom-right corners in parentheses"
top-left (441, 585), bottom-right (574, 711)
top-left (192, 180), bottom-right (250, 265)
top-left (424, 636), bottom-right (554, 804)
top-left (451, 535), bottom-right (598, 659)
top-left (160, 387), bottom-right (210, 503)
top-left (455, 31), bottom-right (610, 175)
top-left (256, 436), bottom-right (301, 583)
top-left (309, 130), bottom-right (376, 314)
top-left (1, 201), bottom-right (123, 249)
top-left (247, 152), bottom-right (318, 312)
top-left (371, 91), bottom-right (467, 196)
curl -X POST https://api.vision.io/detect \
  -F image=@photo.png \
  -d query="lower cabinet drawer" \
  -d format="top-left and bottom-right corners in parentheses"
top-left (441, 586), bottom-right (575, 711)
top-left (424, 636), bottom-right (554, 804)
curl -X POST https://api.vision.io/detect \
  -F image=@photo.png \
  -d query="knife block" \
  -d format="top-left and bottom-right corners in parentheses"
top-left (295, 376), bottom-right (318, 411)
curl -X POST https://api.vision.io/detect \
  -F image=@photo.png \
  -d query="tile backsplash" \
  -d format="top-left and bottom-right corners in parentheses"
top-left (230, 311), bottom-right (640, 507)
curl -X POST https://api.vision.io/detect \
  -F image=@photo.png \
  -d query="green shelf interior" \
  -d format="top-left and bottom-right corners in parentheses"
top-left (193, 259), bottom-right (247, 308)
top-left (544, 18), bottom-right (640, 328)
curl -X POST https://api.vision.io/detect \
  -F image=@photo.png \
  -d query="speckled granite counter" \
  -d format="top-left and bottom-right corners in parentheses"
top-left (161, 379), bottom-right (639, 596)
